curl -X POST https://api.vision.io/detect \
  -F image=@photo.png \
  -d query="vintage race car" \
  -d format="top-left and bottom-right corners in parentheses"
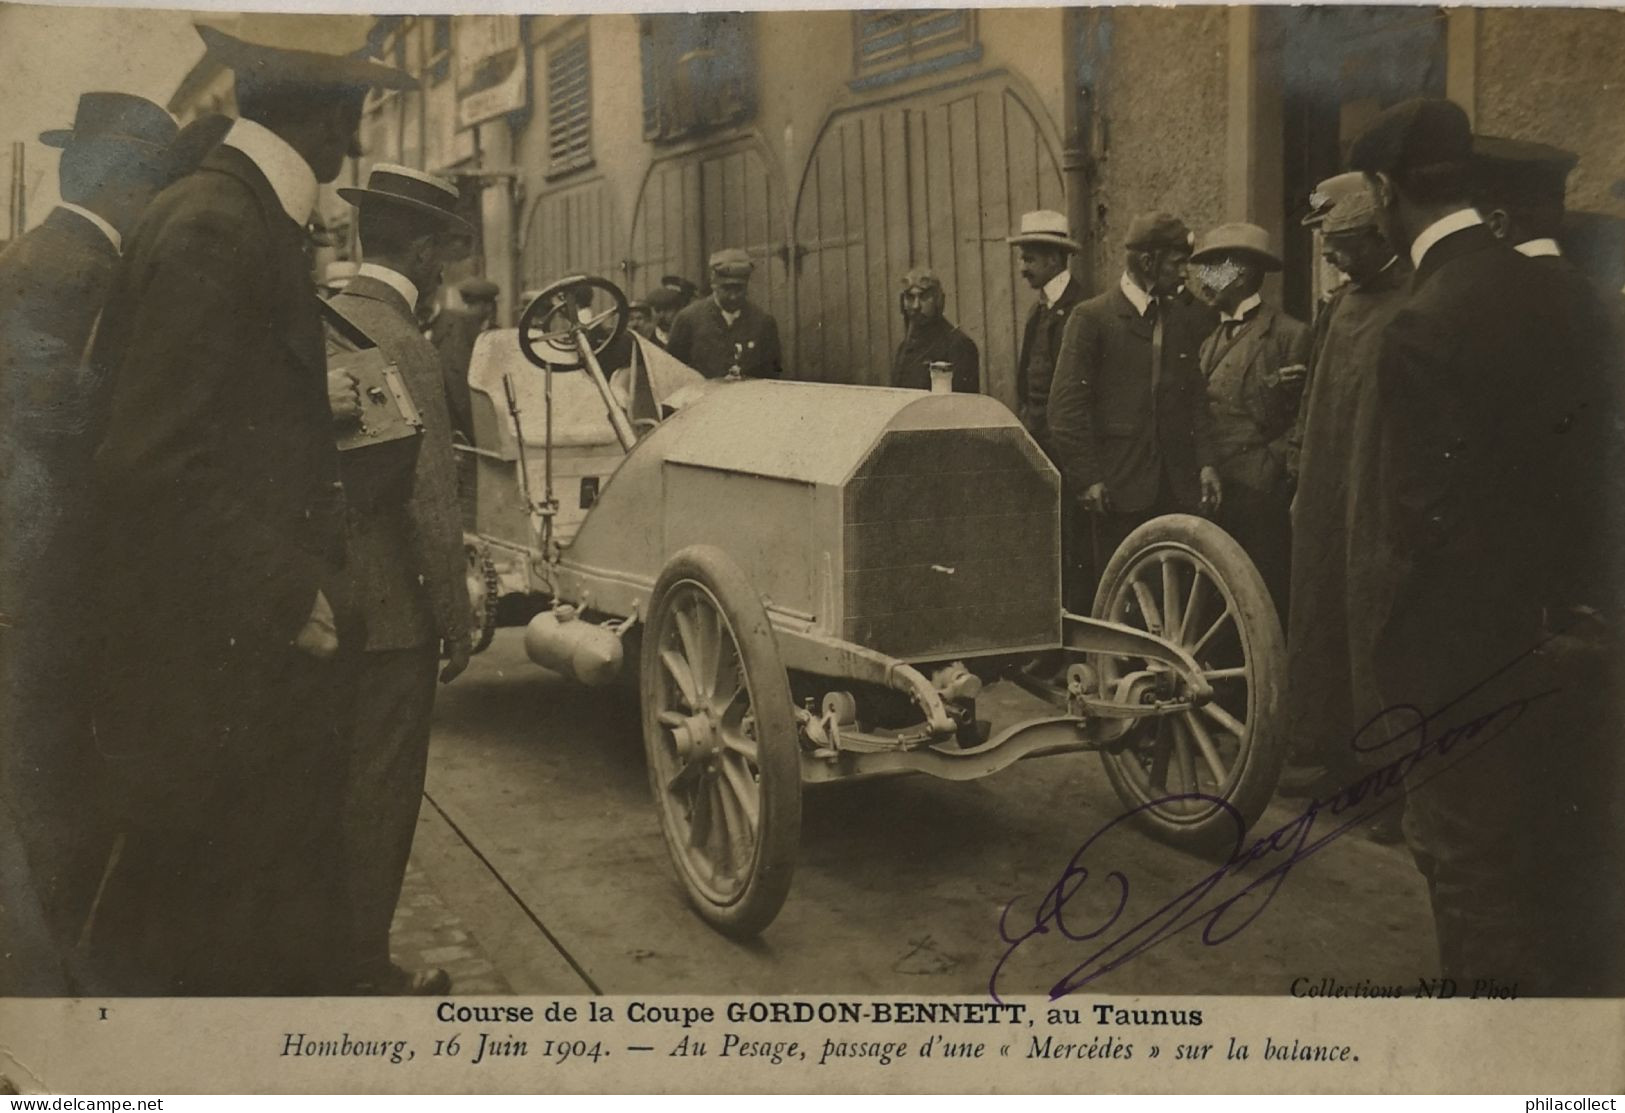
top-left (458, 275), bottom-right (1286, 937)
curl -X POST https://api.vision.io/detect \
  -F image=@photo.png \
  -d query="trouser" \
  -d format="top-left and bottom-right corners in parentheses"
top-left (87, 649), bottom-right (351, 996)
top-left (340, 643), bottom-right (440, 979)
top-left (1217, 480), bottom-right (1292, 624)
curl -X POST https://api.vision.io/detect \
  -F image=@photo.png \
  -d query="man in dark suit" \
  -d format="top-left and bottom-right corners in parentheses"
top-left (666, 248), bottom-right (782, 379)
top-left (0, 91), bottom-right (176, 986)
top-left (329, 163), bottom-right (473, 995)
top-left (1352, 98), bottom-right (1620, 995)
top-left (647, 286), bottom-right (684, 349)
top-left (1047, 212), bottom-right (1221, 608)
top-left (1008, 210), bottom-right (1086, 448)
top-left (890, 267), bottom-right (980, 392)
top-left (1188, 222), bottom-right (1310, 618)
top-left (424, 275), bottom-right (497, 442)
top-left (84, 23), bottom-right (415, 996)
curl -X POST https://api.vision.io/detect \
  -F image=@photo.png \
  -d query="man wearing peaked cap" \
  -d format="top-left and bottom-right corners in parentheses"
top-left (1471, 135), bottom-right (1580, 267)
top-left (1348, 98), bottom-right (1622, 993)
top-left (84, 20), bottom-right (415, 996)
top-left (1278, 171), bottom-right (1411, 824)
top-left (1008, 209), bottom-right (1085, 446)
top-left (1045, 211), bottom-right (1219, 608)
top-left (1301, 171), bottom-right (1369, 230)
top-left (666, 247), bottom-right (783, 379)
top-left (327, 162), bottom-right (472, 996)
top-left (0, 90), bottom-right (176, 992)
top-left (891, 267), bottom-right (980, 393)
top-left (1188, 222), bottom-right (1309, 621)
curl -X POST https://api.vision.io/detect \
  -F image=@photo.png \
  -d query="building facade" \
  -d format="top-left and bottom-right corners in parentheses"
top-left (167, 7), bottom-right (1625, 409)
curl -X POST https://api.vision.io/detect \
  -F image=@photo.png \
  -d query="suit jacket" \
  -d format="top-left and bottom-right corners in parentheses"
top-left (426, 305), bottom-right (480, 442)
top-left (666, 297), bottom-right (782, 379)
top-left (1047, 288), bottom-right (1214, 514)
top-left (1198, 302), bottom-right (1310, 493)
top-left (892, 315), bottom-right (981, 392)
top-left (0, 207), bottom-right (119, 602)
top-left (88, 144), bottom-right (352, 819)
top-left (1372, 223), bottom-right (1610, 704)
top-left (329, 275), bottom-right (470, 652)
top-left (1014, 275), bottom-right (1087, 438)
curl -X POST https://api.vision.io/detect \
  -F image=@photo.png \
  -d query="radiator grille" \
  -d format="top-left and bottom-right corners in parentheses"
top-left (842, 427), bottom-right (1059, 659)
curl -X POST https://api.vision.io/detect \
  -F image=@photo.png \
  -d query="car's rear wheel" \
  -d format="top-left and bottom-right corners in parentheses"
top-left (641, 545), bottom-right (801, 937)
top-left (1091, 514), bottom-right (1286, 853)
top-left (465, 542), bottom-right (498, 654)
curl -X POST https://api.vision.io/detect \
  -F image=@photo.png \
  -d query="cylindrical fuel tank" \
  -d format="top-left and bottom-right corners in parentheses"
top-left (524, 605), bottom-right (623, 686)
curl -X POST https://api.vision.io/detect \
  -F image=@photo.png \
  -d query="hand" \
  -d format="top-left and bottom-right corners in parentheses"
top-left (440, 635), bottom-right (471, 684)
top-left (1276, 363), bottom-right (1308, 388)
top-left (1199, 467), bottom-right (1223, 515)
top-left (328, 370), bottom-right (361, 423)
top-left (294, 589), bottom-right (339, 659)
top-left (1080, 482), bottom-right (1110, 513)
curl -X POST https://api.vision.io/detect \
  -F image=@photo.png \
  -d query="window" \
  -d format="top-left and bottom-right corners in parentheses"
top-left (851, 10), bottom-right (979, 86)
top-left (639, 13), bottom-right (756, 144)
top-left (428, 17), bottom-right (452, 84)
top-left (546, 32), bottom-right (592, 176)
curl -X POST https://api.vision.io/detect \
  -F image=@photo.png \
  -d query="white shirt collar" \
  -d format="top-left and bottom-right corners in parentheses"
top-left (57, 203), bottom-right (121, 253)
top-left (222, 117), bottom-right (318, 226)
top-left (1042, 269), bottom-right (1072, 307)
top-left (1409, 208), bottom-right (1484, 270)
top-left (355, 262), bottom-right (420, 312)
top-left (1515, 237), bottom-right (1563, 259)
top-left (1118, 271), bottom-right (1153, 317)
top-left (1222, 292), bottom-right (1262, 325)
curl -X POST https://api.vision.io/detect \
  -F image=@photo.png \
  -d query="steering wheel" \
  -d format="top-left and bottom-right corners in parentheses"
top-left (517, 274), bottom-right (630, 371)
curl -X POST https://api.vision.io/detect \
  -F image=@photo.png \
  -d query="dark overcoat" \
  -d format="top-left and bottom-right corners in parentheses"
top-left (891, 315), bottom-right (981, 392)
top-left (1014, 275), bottom-right (1086, 440)
top-left (666, 297), bottom-right (782, 379)
top-left (426, 305), bottom-right (480, 441)
top-left (1370, 223), bottom-right (1618, 990)
top-left (1046, 288), bottom-right (1214, 514)
top-left (85, 143), bottom-right (352, 993)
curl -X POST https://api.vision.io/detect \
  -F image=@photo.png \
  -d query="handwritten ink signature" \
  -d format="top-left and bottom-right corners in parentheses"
top-left (988, 636), bottom-right (1563, 1004)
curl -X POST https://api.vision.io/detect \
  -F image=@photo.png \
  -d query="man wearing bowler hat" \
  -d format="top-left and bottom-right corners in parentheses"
top-left (329, 163), bottom-right (473, 994)
top-left (667, 248), bottom-right (782, 379)
top-left (1047, 212), bottom-right (1220, 608)
top-left (891, 267), bottom-right (980, 393)
top-left (0, 89), bottom-right (176, 991)
top-left (1188, 222), bottom-right (1309, 619)
top-left (85, 19), bottom-right (416, 995)
top-left (1351, 98), bottom-right (1620, 994)
top-left (1008, 210), bottom-right (1086, 447)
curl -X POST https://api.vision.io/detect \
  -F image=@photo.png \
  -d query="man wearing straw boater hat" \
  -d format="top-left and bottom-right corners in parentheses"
top-left (0, 90), bottom-right (176, 994)
top-left (327, 162), bottom-right (473, 995)
top-left (1007, 210), bottom-right (1085, 449)
top-left (84, 18), bottom-right (415, 995)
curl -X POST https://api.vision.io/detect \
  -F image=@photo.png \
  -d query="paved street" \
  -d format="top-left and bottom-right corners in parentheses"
top-left (397, 628), bottom-right (1435, 998)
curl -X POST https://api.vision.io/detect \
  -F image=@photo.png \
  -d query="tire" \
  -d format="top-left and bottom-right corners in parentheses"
top-left (640, 545), bottom-right (801, 937)
top-left (1091, 513), bottom-right (1287, 853)
top-left (465, 542), bottom-right (498, 654)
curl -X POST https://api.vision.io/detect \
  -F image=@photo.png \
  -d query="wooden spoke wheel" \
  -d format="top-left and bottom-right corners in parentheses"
top-left (516, 274), bottom-right (629, 371)
top-left (641, 545), bottom-right (801, 937)
top-left (1090, 514), bottom-right (1286, 851)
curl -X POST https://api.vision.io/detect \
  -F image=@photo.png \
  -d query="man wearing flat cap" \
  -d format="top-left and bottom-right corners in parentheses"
top-left (85, 20), bottom-right (417, 996)
top-left (327, 163), bottom-right (473, 995)
top-left (0, 89), bottom-right (176, 991)
top-left (1187, 222), bottom-right (1309, 619)
top-left (1350, 97), bottom-right (1621, 994)
top-left (1278, 175), bottom-right (1412, 827)
top-left (661, 273), bottom-right (699, 311)
top-left (667, 248), bottom-right (782, 379)
top-left (1008, 210), bottom-right (1086, 447)
top-left (1047, 211), bottom-right (1220, 607)
top-left (891, 268), bottom-right (980, 393)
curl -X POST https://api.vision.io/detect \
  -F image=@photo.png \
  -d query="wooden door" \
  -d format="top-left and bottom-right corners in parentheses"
top-left (792, 83), bottom-right (1065, 405)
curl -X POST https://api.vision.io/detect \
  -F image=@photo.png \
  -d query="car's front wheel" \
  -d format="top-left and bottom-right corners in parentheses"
top-left (640, 545), bottom-right (801, 937)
